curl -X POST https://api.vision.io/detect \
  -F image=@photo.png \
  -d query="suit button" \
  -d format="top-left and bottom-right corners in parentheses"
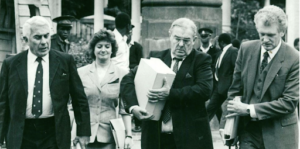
top-left (258, 79), bottom-right (261, 82)
top-left (257, 96), bottom-right (260, 99)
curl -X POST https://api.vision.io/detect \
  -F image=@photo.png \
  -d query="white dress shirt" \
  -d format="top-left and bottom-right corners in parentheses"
top-left (200, 43), bottom-right (212, 53)
top-left (161, 54), bottom-right (184, 133)
top-left (215, 44), bottom-right (232, 81)
top-left (248, 40), bottom-right (281, 118)
top-left (111, 29), bottom-right (130, 72)
top-left (26, 49), bottom-right (53, 118)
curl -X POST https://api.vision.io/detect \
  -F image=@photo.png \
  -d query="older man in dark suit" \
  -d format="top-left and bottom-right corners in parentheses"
top-left (121, 18), bottom-right (213, 149)
top-left (0, 16), bottom-right (91, 149)
top-left (222, 5), bottom-right (299, 149)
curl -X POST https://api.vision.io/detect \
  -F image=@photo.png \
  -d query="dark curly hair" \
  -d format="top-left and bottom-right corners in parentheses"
top-left (88, 28), bottom-right (118, 60)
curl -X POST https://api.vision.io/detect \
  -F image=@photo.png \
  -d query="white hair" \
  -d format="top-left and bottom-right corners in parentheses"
top-left (169, 18), bottom-right (197, 37)
top-left (254, 5), bottom-right (287, 32)
top-left (22, 16), bottom-right (51, 39)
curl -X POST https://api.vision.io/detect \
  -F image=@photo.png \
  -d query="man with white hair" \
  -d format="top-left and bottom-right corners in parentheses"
top-left (121, 18), bottom-right (214, 149)
top-left (0, 16), bottom-right (91, 149)
top-left (222, 5), bottom-right (299, 149)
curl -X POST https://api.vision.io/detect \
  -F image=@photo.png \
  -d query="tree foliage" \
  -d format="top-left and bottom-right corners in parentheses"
top-left (231, 0), bottom-right (261, 41)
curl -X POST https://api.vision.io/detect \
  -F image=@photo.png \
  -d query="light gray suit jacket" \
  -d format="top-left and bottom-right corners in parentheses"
top-left (74, 61), bottom-right (128, 143)
top-left (222, 40), bottom-right (299, 149)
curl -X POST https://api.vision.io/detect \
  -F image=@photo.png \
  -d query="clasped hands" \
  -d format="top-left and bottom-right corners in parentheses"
top-left (132, 78), bottom-right (170, 121)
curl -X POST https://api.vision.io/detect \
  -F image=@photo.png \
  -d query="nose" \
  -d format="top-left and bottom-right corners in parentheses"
top-left (178, 40), bottom-right (184, 47)
top-left (40, 37), bottom-right (47, 45)
top-left (261, 35), bottom-right (269, 42)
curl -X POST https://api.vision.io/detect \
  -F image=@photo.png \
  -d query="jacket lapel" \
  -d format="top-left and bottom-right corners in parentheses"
top-left (162, 49), bottom-right (172, 68)
top-left (246, 44), bottom-right (261, 102)
top-left (219, 48), bottom-right (230, 69)
top-left (49, 50), bottom-right (60, 87)
top-left (175, 49), bottom-right (195, 82)
top-left (100, 63), bottom-right (116, 87)
top-left (88, 62), bottom-right (102, 91)
top-left (16, 51), bottom-right (28, 96)
top-left (261, 43), bottom-right (285, 98)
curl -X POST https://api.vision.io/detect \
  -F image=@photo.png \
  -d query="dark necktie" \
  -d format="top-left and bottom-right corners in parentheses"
top-left (32, 57), bottom-right (43, 118)
top-left (260, 51), bottom-right (269, 73)
top-left (162, 58), bottom-right (182, 123)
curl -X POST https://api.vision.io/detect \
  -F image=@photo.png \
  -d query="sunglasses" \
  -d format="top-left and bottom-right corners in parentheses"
top-left (200, 34), bottom-right (210, 38)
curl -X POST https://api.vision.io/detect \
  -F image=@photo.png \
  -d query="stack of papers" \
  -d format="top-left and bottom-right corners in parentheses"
top-left (134, 58), bottom-right (176, 121)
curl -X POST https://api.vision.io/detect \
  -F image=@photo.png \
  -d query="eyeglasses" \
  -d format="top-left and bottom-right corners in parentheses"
top-left (174, 38), bottom-right (192, 45)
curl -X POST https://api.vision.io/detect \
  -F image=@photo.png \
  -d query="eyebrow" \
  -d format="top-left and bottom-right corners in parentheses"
top-left (174, 35), bottom-right (191, 39)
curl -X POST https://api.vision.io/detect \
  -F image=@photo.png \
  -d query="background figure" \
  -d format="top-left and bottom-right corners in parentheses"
top-left (121, 18), bottom-right (214, 149)
top-left (0, 16), bottom-right (90, 149)
top-left (206, 33), bottom-right (238, 123)
top-left (51, 15), bottom-right (76, 53)
top-left (222, 5), bottom-right (299, 149)
top-left (294, 37), bottom-right (299, 51)
top-left (231, 39), bottom-right (241, 49)
top-left (111, 12), bottom-right (132, 72)
top-left (72, 29), bottom-right (132, 149)
top-left (197, 28), bottom-right (222, 74)
top-left (126, 25), bottom-right (143, 132)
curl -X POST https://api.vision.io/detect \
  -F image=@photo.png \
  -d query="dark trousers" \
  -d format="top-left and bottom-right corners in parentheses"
top-left (134, 117), bottom-right (142, 127)
top-left (206, 90), bottom-right (227, 122)
top-left (21, 117), bottom-right (58, 149)
top-left (160, 133), bottom-right (176, 149)
top-left (239, 121), bottom-right (265, 149)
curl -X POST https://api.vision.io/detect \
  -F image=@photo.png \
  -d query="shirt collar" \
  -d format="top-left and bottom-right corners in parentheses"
top-left (261, 40), bottom-right (281, 60)
top-left (113, 29), bottom-right (128, 42)
top-left (27, 49), bottom-right (49, 64)
top-left (222, 44), bottom-right (232, 52)
top-left (200, 43), bottom-right (212, 53)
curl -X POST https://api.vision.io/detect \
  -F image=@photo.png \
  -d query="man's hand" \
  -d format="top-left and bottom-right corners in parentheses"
top-left (132, 106), bottom-right (154, 121)
top-left (77, 136), bottom-right (89, 149)
top-left (226, 100), bottom-right (249, 118)
top-left (147, 77), bottom-right (170, 102)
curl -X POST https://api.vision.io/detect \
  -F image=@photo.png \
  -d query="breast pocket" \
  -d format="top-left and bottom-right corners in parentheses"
top-left (102, 83), bottom-right (120, 100)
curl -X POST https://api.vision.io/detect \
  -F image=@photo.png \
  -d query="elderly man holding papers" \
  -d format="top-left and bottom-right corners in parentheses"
top-left (121, 18), bottom-right (214, 149)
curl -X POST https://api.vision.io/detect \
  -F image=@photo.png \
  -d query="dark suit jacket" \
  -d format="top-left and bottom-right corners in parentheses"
top-left (129, 42), bottom-right (143, 69)
top-left (197, 46), bottom-right (222, 73)
top-left (215, 46), bottom-right (238, 95)
top-left (51, 34), bottom-right (70, 53)
top-left (222, 40), bottom-right (299, 149)
top-left (121, 49), bottom-right (214, 149)
top-left (0, 50), bottom-right (91, 149)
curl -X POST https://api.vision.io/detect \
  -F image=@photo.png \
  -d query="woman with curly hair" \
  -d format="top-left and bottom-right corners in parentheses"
top-left (72, 29), bottom-right (132, 149)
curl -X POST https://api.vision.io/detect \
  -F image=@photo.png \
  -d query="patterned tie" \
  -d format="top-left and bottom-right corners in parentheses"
top-left (162, 58), bottom-right (182, 123)
top-left (32, 57), bottom-right (43, 118)
top-left (260, 51), bottom-right (269, 73)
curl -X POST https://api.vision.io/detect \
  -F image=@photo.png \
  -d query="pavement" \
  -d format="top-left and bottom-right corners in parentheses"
top-left (131, 130), bottom-right (236, 149)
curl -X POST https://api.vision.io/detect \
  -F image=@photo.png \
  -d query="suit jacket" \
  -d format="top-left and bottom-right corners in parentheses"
top-left (75, 61), bottom-right (128, 143)
top-left (129, 42), bottom-right (143, 69)
top-left (222, 40), bottom-right (299, 149)
top-left (51, 34), bottom-right (70, 53)
top-left (197, 46), bottom-right (222, 73)
top-left (121, 49), bottom-right (214, 149)
top-left (215, 46), bottom-right (238, 95)
top-left (0, 50), bottom-right (91, 149)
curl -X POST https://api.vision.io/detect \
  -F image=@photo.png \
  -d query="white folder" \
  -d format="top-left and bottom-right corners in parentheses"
top-left (134, 58), bottom-right (176, 121)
